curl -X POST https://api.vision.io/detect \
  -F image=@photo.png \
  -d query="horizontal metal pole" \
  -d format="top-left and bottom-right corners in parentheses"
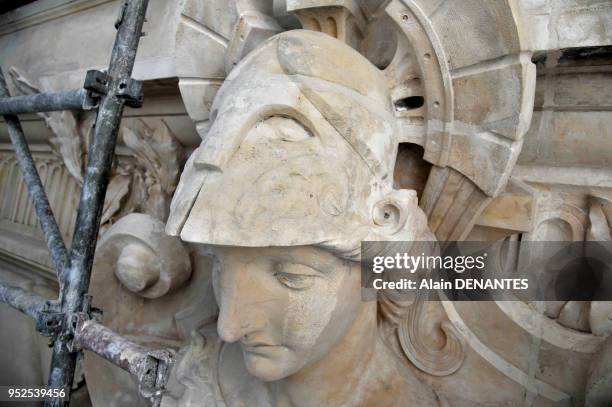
top-left (0, 282), bottom-right (46, 320)
top-left (0, 88), bottom-right (88, 115)
top-left (0, 73), bottom-right (70, 281)
top-left (75, 316), bottom-right (173, 407)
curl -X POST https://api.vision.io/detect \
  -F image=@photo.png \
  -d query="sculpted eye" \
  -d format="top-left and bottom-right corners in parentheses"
top-left (274, 272), bottom-right (315, 290)
top-left (260, 116), bottom-right (313, 142)
top-left (273, 262), bottom-right (318, 290)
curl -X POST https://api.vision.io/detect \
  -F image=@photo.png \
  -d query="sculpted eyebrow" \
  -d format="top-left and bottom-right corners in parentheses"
top-left (271, 257), bottom-right (331, 275)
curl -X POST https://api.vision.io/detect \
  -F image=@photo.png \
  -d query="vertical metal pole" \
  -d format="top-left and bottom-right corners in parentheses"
top-left (44, 1), bottom-right (150, 405)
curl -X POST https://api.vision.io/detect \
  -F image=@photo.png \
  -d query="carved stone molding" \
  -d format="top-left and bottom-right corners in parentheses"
top-left (287, 0), bottom-right (366, 48)
top-left (7, 66), bottom-right (90, 183)
top-left (0, 0), bottom-right (114, 36)
top-left (0, 148), bottom-right (78, 232)
top-left (95, 213), bottom-right (192, 300)
top-left (0, 68), bottom-right (185, 276)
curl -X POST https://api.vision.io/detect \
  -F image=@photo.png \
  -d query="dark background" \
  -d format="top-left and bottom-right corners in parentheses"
top-left (0, 0), bottom-right (38, 15)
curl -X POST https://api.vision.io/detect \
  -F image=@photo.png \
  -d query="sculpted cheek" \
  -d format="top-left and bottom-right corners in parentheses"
top-left (309, 268), bottom-right (365, 350)
top-left (282, 279), bottom-right (340, 353)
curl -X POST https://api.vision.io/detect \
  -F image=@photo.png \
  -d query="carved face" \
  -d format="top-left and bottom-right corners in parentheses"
top-left (211, 245), bottom-right (363, 381)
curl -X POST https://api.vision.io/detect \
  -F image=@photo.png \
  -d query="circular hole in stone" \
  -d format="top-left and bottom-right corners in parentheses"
top-left (373, 202), bottom-right (401, 226)
top-left (394, 96), bottom-right (424, 112)
top-left (424, 53), bottom-right (431, 60)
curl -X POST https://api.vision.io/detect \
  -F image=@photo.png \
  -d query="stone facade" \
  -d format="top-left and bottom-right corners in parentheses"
top-left (0, 0), bottom-right (611, 406)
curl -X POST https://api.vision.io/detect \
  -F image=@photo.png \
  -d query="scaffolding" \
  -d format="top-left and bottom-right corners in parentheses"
top-left (0, 1), bottom-right (174, 406)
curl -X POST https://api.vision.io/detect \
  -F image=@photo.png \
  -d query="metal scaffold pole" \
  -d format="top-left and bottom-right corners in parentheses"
top-left (45, 0), bottom-right (150, 402)
top-left (0, 1), bottom-right (174, 406)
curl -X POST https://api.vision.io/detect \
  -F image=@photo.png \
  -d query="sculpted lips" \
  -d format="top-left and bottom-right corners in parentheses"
top-left (241, 340), bottom-right (282, 355)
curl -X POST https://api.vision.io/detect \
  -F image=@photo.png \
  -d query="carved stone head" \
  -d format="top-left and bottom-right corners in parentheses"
top-left (166, 30), bottom-right (433, 384)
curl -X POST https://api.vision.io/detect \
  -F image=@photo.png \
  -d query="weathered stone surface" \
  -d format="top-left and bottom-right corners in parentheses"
top-left (287, 0), bottom-right (366, 48)
top-left (225, 11), bottom-right (283, 73)
top-left (586, 336), bottom-right (612, 406)
top-left (516, 0), bottom-right (612, 51)
top-left (452, 54), bottom-right (535, 141)
top-left (177, 79), bottom-right (222, 123)
top-left (175, 18), bottom-right (227, 79)
top-left (0, 1), bottom-right (611, 406)
top-left (476, 178), bottom-right (537, 233)
top-left (96, 214), bottom-right (192, 299)
top-left (165, 29), bottom-right (451, 407)
top-left (429, 0), bottom-right (523, 70)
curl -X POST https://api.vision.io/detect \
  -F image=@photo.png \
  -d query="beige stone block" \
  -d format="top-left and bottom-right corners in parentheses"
top-left (446, 130), bottom-right (521, 197)
top-left (175, 18), bottom-right (227, 79)
top-left (452, 54), bottom-right (536, 140)
top-left (181, 0), bottom-right (238, 40)
top-left (429, 0), bottom-right (522, 70)
top-left (225, 11), bottom-right (282, 73)
top-left (477, 179), bottom-right (537, 232)
top-left (178, 79), bottom-right (222, 123)
top-left (520, 111), bottom-right (612, 168)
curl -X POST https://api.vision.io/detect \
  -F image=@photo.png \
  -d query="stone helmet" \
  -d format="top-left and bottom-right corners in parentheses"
top-left (166, 29), bottom-right (433, 258)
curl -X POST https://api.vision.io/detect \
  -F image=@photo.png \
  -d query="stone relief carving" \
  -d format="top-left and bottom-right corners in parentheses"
top-left (163, 30), bottom-right (453, 406)
top-left (0, 0), bottom-right (603, 406)
top-left (96, 213), bottom-right (192, 300)
top-left (7, 66), bottom-right (89, 183)
top-left (161, 1), bottom-right (610, 405)
top-left (6, 67), bottom-right (184, 229)
top-left (89, 1), bottom-right (591, 406)
top-left (119, 119), bottom-right (184, 222)
top-left (174, 0), bottom-right (537, 243)
top-left (0, 150), bottom-right (80, 243)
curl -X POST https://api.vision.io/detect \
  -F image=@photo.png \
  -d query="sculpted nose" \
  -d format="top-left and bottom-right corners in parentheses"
top-left (217, 303), bottom-right (252, 343)
top-left (216, 269), bottom-right (257, 343)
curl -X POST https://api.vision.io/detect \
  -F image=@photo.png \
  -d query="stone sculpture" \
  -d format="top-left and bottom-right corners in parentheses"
top-left (162, 29), bottom-right (448, 407)
top-left (84, 1), bottom-right (612, 405)
top-left (2, 0), bottom-right (611, 405)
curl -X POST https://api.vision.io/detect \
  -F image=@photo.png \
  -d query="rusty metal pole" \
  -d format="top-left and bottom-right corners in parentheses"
top-left (44, 1), bottom-right (150, 405)
top-left (0, 1), bottom-right (175, 405)
top-left (0, 74), bottom-right (70, 281)
top-left (0, 88), bottom-right (89, 115)
top-left (74, 315), bottom-right (174, 405)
